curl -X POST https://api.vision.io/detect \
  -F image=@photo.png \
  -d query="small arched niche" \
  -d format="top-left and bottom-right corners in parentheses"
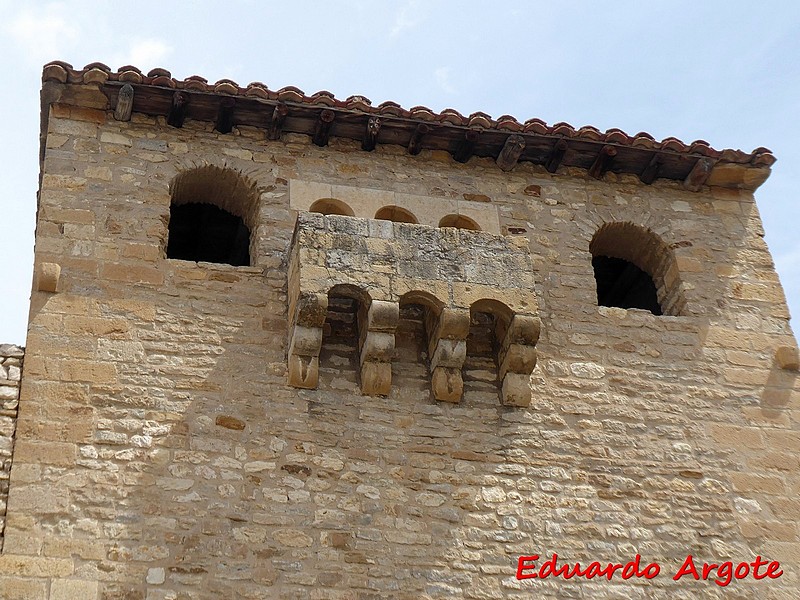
top-left (590, 221), bottom-right (685, 316)
top-left (375, 205), bottom-right (418, 224)
top-left (167, 166), bottom-right (258, 266)
top-left (397, 291), bottom-right (444, 364)
top-left (438, 214), bottom-right (481, 231)
top-left (309, 198), bottom-right (355, 217)
top-left (466, 299), bottom-right (514, 390)
top-left (319, 284), bottom-right (372, 379)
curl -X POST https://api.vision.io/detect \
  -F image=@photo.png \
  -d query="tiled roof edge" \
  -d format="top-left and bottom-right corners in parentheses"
top-left (42, 61), bottom-right (775, 167)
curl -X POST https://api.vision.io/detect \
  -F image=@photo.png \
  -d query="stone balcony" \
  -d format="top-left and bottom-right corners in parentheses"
top-left (287, 212), bottom-right (540, 406)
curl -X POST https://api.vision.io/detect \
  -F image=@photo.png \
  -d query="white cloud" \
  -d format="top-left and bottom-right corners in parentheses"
top-left (5, 3), bottom-right (79, 64)
top-left (390, 0), bottom-right (421, 38)
top-left (113, 38), bottom-right (173, 70)
top-left (435, 67), bottom-right (456, 94)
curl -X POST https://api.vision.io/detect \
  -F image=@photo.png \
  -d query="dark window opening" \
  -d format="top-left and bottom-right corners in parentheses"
top-left (592, 255), bottom-right (662, 315)
top-left (167, 203), bottom-right (250, 266)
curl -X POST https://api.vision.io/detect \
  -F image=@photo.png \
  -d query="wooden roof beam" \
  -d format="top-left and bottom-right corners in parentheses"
top-left (545, 139), bottom-right (568, 173)
top-left (114, 83), bottom-right (134, 122)
top-left (454, 130), bottom-right (479, 163)
top-left (684, 157), bottom-right (716, 192)
top-left (496, 134), bottom-right (525, 171)
top-left (313, 109), bottom-right (335, 147)
top-left (167, 91), bottom-right (189, 128)
top-left (215, 97), bottom-right (236, 134)
top-left (361, 117), bottom-right (381, 151)
top-left (639, 153), bottom-right (663, 185)
top-left (408, 123), bottom-right (430, 155)
top-left (268, 104), bottom-right (289, 141)
top-left (589, 145), bottom-right (617, 179)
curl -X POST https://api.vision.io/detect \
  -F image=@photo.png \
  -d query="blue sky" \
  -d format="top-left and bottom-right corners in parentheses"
top-left (0, 1), bottom-right (798, 344)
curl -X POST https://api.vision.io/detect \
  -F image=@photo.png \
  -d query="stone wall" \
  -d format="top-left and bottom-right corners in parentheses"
top-left (0, 345), bottom-right (23, 554)
top-left (0, 79), bottom-right (797, 599)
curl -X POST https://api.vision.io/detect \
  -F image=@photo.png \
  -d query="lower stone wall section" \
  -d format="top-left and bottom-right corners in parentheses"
top-left (0, 344), bottom-right (23, 553)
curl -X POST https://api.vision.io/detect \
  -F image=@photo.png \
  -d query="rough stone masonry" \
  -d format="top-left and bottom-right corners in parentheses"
top-left (0, 61), bottom-right (797, 599)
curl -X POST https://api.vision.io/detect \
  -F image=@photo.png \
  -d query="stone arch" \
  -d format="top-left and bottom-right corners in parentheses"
top-left (438, 214), bottom-right (481, 231)
top-left (467, 299), bottom-right (538, 406)
top-left (167, 165), bottom-right (260, 266)
top-left (309, 198), bottom-right (355, 217)
top-left (375, 205), bottom-right (418, 224)
top-left (590, 221), bottom-right (686, 316)
top-left (396, 292), bottom-right (447, 391)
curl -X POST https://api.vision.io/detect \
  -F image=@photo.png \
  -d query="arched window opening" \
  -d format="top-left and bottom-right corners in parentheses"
top-left (374, 206), bottom-right (418, 224)
top-left (592, 256), bottom-right (661, 315)
top-left (438, 214), bottom-right (481, 231)
top-left (167, 166), bottom-right (258, 266)
top-left (309, 198), bottom-right (355, 217)
top-left (590, 221), bottom-right (685, 316)
top-left (167, 203), bottom-right (250, 266)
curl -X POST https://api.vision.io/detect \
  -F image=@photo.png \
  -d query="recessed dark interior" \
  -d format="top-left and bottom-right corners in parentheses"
top-left (319, 295), bottom-right (359, 378)
top-left (167, 202), bottom-right (250, 266)
top-left (592, 255), bottom-right (662, 315)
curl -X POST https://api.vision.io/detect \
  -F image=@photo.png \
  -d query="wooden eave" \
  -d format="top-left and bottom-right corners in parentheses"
top-left (40, 61), bottom-right (776, 192)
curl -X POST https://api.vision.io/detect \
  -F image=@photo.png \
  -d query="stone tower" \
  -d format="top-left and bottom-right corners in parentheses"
top-left (0, 60), bottom-right (797, 598)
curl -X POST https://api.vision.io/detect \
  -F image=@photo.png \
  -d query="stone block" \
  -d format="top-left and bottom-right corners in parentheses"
top-left (0, 577), bottom-right (48, 600)
top-left (503, 314), bottom-right (541, 347)
top-left (360, 362), bottom-right (391, 396)
top-left (290, 292), bottom-right (328, 328)
top-left (0, 555), bottom-right (73, 578)
top-left (431, 367), bottom-right (463, 403)
top-left (430, 339), bottom-right (467, 370)
top-left (36, 262), bottom-right (61, 293)
top-left (100, 263), bottom-right (164, 285)
top-left (498, 343), bottom-right (537, 380)
top-left (288, 326), bottom-right (323, 357)
top-left (776, 345), bottom-right (799, 371)
top-left (359, 331), bottom-right (395, 364)
top-left (501, 373), bottom-right (532, 407)
top-left (13, 441), bottom-right (77, 466)
top-left (365, 300), bottom-right (399, 331)
top-left (50, 579), bottom-right (99, 600)
top-left (288, 355), bottom-right (319, 389)
top-left (431, 308), bottom-right (470, 342)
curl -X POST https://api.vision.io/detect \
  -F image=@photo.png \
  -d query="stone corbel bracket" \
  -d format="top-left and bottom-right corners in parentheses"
top-left (497, 314), bottom-right (541, 406)
top-left (428, 308), bottom-right (470, 403)
top-left (287, 291), bottom-right (327, 389)
top-left (358, 300), bottom-right (399, 395)
top-left (36, 262), bottom-right (61, 293)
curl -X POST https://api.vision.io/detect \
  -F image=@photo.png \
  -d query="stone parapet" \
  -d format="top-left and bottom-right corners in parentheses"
top-left (287, 212), bottom-right (541, 404)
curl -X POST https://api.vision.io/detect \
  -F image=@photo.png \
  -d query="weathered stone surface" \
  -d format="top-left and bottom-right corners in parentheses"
top-left (0, 346), bottom-right (22, 552)
top-left (0, 72), bottom-right (797, 599)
